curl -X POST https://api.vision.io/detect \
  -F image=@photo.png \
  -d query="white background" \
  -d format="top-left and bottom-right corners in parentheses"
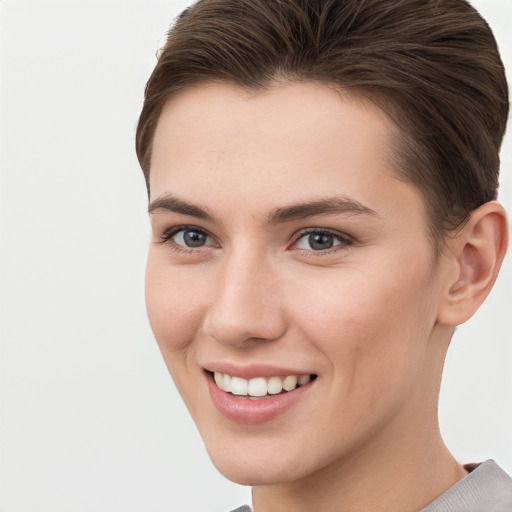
top-left (0, 1), bottom-right (511, 511)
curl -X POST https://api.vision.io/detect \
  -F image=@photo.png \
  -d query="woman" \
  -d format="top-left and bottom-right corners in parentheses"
top-left (136, 0), bottom-right (512, 510)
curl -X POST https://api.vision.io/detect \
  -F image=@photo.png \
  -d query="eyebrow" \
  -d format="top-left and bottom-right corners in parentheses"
top-left (148, 194), bottom-right (218, 223)
top-left (148, 193), bottom-right (379, 224)
top-left (266, 197), bottom-right (379, 224)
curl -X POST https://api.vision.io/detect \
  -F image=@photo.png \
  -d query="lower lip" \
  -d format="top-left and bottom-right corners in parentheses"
top-left (206, 373), bottom-right (315, 425)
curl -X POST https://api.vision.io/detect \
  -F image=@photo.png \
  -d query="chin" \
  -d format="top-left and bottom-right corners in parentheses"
top-left (203, 435), bottom-right (328, 486)
top-left (210, 455), bottom-right (305, 486)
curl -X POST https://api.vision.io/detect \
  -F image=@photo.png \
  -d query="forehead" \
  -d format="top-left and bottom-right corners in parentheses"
top-left (149, 81), bottom-right (425, 223)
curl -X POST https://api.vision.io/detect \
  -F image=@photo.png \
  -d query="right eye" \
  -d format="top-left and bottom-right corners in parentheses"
top-left (160, 226), bottom-right (215, 250)
top-left (173, 228), bottom-right (210, 247)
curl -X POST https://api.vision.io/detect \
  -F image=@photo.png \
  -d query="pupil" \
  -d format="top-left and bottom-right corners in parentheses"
top-left (184, 230), bottom-right (206, 247)
top-left (309, 233), bottom-right (333, 250)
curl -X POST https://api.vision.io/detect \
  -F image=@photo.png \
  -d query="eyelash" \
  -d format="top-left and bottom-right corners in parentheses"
top-left (290, 228), bottom-right (353, 255)
top-left (158, 225), bottom-right (215, 254)
top-left (158, 225), bottom-right (354, 256)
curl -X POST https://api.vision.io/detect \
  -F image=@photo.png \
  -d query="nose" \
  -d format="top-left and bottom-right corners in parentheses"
top-left (202, 249), bottom-right (288, 348)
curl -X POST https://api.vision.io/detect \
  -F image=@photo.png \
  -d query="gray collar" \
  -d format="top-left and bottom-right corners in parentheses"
top-left (231, 460), bottom-right (512, 512)
top-left (420, 460), bottom-right (512, 512)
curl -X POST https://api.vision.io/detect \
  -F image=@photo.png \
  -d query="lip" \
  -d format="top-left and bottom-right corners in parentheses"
top-left (205, 370), bottom-right (316, 425)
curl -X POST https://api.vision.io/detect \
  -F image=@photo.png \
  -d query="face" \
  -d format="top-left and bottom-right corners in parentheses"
top-left (146, 82), bottom-right (449, 485)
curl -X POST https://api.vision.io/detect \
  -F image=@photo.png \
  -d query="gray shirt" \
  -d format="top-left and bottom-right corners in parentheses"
top-left (230, 460), bottom-right (512, 512)
top-left (420, 460), bottom-right (512, 512)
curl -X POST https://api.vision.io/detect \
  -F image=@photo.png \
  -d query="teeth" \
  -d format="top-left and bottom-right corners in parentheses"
top-left (248, 377), bottom-right (267, 397)
top-left (298, 375), bottom-right (311, 386)
top-left (212, 372), bottom-right (313, 397)
top-left (223, 373), bottom-right (232, 393)
top-left (267, 376), bottom-right (283, 395)
top-left (282, 375), bottom-right (298, 391)
top-left (230, 376), bottom-right (248, 396)
top-left (214, 372), bottom-right (223, 387)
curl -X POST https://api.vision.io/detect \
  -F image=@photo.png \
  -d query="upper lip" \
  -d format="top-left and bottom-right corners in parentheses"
top-left (203, 362), bottom-right (315, 379)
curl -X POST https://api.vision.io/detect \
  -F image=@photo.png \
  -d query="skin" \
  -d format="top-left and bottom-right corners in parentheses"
top-left (145, 81), bottom-right (508, 511)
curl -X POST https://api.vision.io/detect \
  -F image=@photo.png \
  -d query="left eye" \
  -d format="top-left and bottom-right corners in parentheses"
top-left (294, 231), bottom-right (348, 251)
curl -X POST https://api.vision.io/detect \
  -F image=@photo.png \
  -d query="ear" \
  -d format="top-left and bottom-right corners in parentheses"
top-left (437, 201), bottom-right (508, 326)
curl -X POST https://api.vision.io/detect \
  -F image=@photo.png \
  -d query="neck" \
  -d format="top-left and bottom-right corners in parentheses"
top-left (252, 419), bottom-right (466, 512)
top-left (252, 326), bottom-right (466, 512)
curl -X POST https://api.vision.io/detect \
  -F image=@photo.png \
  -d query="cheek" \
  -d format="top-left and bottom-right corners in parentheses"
top-left (288, 258), bottom-right (436, 399)
top-left (145, 254), bottom-right (207, 354)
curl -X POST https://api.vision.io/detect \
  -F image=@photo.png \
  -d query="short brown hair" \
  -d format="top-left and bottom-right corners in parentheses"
top-left (136, 0), bottom-right (509, 245)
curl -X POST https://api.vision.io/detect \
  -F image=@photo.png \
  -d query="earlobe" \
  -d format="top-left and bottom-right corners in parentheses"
top-left (437, 201), bottom-right (508, 326)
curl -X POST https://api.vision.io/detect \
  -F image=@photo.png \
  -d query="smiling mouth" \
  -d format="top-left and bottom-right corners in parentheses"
top-left (210, 371), bottom-right (317, 400)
